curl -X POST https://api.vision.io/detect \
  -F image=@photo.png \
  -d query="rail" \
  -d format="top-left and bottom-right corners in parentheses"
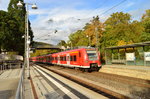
top-left (15, 64), bottom-right (25, 99)
top-left (39, 65), bottom-right (130, 99)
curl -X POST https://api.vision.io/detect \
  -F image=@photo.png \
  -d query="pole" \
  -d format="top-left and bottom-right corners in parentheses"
top-left (89, 36), bottom-right (91, 47)
top-left (95, 27), bottom-right (98, 50)
top-left (26, 4), bottom-right (30, 79)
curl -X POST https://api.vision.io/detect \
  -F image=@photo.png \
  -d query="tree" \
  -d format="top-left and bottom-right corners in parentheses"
top-left (0, 10), bottom-right (23, 53)
top-left (57, 40), bottom-right (67, 48)
top-left (140, 9), bottom-right (150, 42)
top-left (5, 0), bottom-right (34, 55)
top-left (103, 12), bottom-right (145, 48)
top-left (68, 30), bottom-right (88, 47)
top-left (0, 10), bottom-right (8, 53)
top-left (84, 16), bottom-right (104, 47)
top-left (68, 16), bottom-right (104, 48)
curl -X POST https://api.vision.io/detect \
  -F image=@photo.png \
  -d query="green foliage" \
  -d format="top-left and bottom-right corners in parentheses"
top-left (68, 16), bottom-right (104, 48)
top-left (0, 0), bottom-right (34, 55)
top-left (141, 9), bottom-right (150, 41)
top-left (0, 10), bottom-right (24, 54)
top-left (103, 12), bottom-right (145, 48)
top-left (68, 30), bottom-right (88, 47)
top-left (57, 40), bottom-right (67, 48)
top-left (67, 11), bottom-right (150, 63)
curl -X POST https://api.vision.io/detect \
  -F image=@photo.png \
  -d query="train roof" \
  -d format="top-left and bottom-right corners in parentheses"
top-left (30, 47), bottom-right (96, 58)
top-left (53, 47), bottom-right (96, 54)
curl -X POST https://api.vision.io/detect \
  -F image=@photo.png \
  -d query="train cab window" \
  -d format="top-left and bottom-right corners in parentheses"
top-left (74, 55), bottom-right (76, 61)
top-left (86, 50), bottom-right (98, 60)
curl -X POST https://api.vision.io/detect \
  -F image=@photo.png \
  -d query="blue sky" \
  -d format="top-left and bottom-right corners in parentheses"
top-left (0, 0), bottom-right (150, 45)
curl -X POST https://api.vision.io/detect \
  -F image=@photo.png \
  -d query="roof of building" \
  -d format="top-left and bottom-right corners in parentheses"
top-left (105, 41), bottom-right (150, 49)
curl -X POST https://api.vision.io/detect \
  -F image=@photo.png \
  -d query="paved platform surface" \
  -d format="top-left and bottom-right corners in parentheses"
top-left (23, 69), bottom-right (34, 99)
top-left (0, 69), bottom-right (21, 99)
top-left (103, 64), bottom-right (150, 71)
top-left (100, 64), bottom-right (150, 80)
top-left (30, 65), bottom-right (109, 99)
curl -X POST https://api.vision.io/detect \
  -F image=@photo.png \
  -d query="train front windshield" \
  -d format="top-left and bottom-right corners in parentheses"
top-left (86, 50), bottom-right (98, 60)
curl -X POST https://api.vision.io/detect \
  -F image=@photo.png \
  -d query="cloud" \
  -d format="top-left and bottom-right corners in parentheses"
top-left (1, 0), bottom-right (149, 46)
top-left (32, 7), bottom-right (106, 45)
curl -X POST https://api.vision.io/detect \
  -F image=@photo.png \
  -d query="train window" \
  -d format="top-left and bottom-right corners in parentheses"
top-left (60, 57), bottom-right (62, 61)
top-left (86, 50), bottom-right (98, 60)
top-left (74, 55), bottom-right (76, 61)
top-left (63, 56), bottom-right (66, 61)
top-left (61, 57), bottom-right (63, 61)
top-left (70, 56), bottom-right (73, 61)
top-left (55, 57), bottom-right (56, 60)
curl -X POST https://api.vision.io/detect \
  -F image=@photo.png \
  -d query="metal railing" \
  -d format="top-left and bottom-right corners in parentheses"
top-left (15, 64), bottom-right (25, 99)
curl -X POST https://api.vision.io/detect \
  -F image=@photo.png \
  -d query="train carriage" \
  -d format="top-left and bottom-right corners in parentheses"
top-left (30, 48), bottom-right (101, 72)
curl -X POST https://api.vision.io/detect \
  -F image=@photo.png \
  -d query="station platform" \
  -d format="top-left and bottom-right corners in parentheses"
top-left (0, 69), bottom-right (21, 99)
top-left (100, 64), bottom-right (150, 80)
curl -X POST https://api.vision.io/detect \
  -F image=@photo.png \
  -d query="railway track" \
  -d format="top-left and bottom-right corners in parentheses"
top-left (37, 63), bottom-right (150, 88)
top-left (31, 65), bottom-right (119, 99)
top-left (35, 63), bottom-right (150, 99)
top-left (34, 64), bottom-right (130, 99)
top-left (89, 72), bottom-right (150, 88)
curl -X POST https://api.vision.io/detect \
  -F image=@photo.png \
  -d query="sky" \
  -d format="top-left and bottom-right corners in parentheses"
top-left (0, 0), bottom-right (150, 45)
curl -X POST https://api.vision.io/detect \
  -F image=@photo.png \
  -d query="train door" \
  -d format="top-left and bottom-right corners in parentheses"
top-left (58, 55), bottom-right (60, 64)
top-left (78, 51), bottom-right (82, 66)
top-left (67, 54), bottom-right (70, 65)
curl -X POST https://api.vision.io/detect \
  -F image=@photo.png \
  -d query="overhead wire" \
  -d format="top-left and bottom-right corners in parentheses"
top-left (34, 0), bottom-right (127, 43)
top-left (98, 0), bottom-right (127, 17)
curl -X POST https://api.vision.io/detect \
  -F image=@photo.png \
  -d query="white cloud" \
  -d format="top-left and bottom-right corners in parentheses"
top-left (1, 0), bottom-right (149, 46)
top-left (32, 7), bottom-right (107, 45)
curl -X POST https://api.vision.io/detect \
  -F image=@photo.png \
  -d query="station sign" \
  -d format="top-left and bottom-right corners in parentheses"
top-left (126, 53), bottom-right (135, 61)
top-left (144, 52), bottom-right (150, 61)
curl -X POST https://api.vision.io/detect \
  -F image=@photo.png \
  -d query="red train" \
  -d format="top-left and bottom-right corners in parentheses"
top-left (30, 48), bottom-right (101, 72)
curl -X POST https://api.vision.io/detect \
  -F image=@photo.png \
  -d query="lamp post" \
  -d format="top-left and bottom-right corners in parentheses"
top-left (86, 35), bottom-right (91, 47)
top-left (17, 1), bottom-right (37, 79)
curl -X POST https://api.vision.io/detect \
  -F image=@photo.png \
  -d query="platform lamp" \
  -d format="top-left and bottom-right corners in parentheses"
top-left (17, 1), bottom-right (38, 79)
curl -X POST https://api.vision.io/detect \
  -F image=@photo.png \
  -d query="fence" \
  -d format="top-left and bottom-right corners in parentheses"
top-left (15, 64), bottom-right (25, 99)
top-left (105, 42), bottom-right (150, 66)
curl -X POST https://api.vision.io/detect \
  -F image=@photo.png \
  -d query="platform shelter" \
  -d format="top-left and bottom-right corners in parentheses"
top-left (105, 41), bottom-right (150, 66)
